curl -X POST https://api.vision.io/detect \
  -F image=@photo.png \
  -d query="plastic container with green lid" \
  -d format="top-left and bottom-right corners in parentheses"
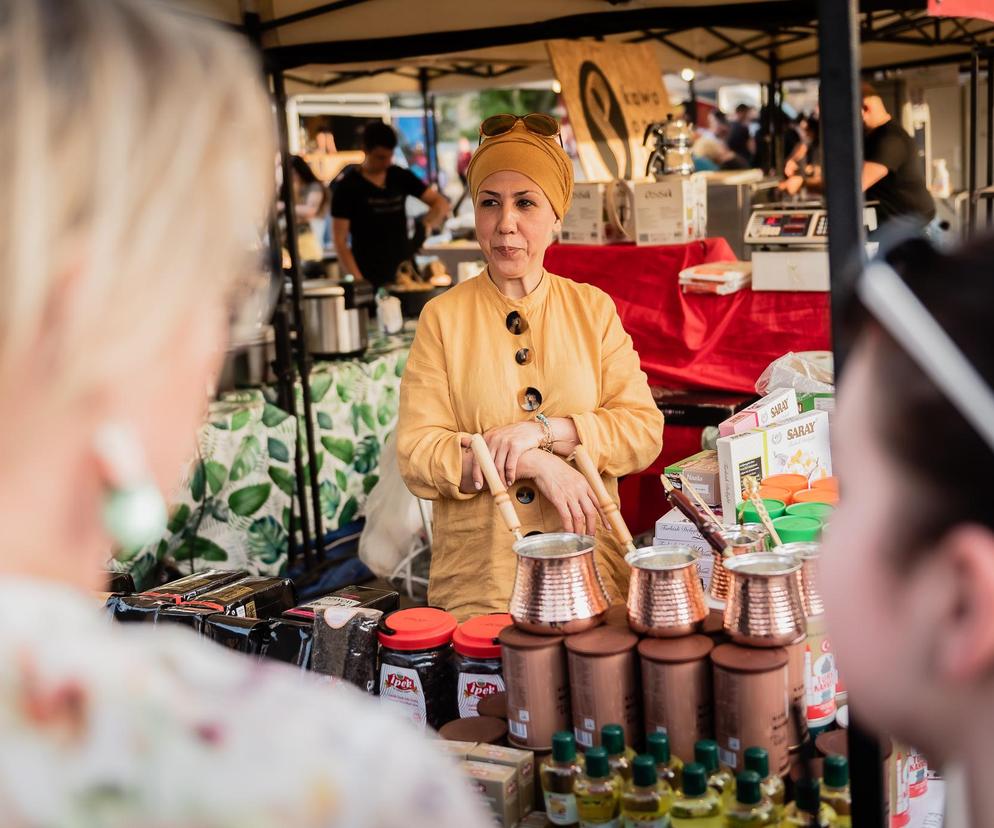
top-left (737, 498), bottom-right (786, 524)
top-left (772, 515), bottom-right (821, 543)
top-left (786, 502), bottom-right (835, 522)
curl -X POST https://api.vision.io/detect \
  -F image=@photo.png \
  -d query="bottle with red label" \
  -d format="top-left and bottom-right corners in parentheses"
top-left (907, 749), bottom-right (928, 798)
top-left (804, 615), bottom-right (837, 734)
top-left (452, 613), bottom-right (512, 718)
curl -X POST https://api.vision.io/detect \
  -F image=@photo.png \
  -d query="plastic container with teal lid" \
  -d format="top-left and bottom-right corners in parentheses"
top-left (785, 502), bottom-right (835, 523)
top-left (772, 515), bottom-right (821, 543)
top-left (736, 499), bottom-right (786, 524)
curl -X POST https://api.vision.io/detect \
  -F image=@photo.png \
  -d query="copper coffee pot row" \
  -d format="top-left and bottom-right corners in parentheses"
top-left (469, 436), bottom-right (822, 641)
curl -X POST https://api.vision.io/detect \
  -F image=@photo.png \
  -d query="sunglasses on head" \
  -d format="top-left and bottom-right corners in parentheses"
top-left (478, 113), bottom-right (563, 147)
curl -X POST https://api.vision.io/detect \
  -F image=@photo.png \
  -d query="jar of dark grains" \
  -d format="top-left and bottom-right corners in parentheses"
top-left (378, 607), bottom-right (458, 730)
top-left (452, 612), bottom-right (512, 718)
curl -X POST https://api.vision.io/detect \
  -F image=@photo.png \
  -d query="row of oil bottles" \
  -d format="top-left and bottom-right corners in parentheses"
top-left (539, 726), bottom-right (848, 827)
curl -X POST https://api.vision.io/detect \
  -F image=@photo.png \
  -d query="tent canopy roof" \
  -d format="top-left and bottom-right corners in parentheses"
top-left (184, 0), bottom-right (994, 91)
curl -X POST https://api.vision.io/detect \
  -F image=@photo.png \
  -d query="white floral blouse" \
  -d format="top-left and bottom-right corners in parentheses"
top-left (0, 577), bottom-right (491, 827)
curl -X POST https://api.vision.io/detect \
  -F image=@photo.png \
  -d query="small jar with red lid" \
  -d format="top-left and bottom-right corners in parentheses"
top-left (378, 607), bottom-right (458, 730)
top-left (452, 613), bottom-right (513, 718)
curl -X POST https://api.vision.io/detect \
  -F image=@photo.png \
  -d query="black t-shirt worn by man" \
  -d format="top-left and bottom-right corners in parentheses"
top-left (331, 165), bottom-right (428, 287)
top-left (864, 119), bottom-right (935, 226)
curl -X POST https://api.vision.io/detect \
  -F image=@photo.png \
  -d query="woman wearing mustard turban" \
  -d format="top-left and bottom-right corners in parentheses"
top-left (397, 114), bottom-right (663, 620)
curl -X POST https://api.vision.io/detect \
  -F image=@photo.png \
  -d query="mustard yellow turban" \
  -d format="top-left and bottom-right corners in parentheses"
top-left (466, 122), bottom-right (574, 219)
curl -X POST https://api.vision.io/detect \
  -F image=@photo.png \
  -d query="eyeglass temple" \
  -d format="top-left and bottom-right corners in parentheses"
top-left (858, 261), bottom-right (994, 453)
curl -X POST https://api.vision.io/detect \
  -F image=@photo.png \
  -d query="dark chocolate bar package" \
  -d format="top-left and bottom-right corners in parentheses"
top-left (111, 569), bottom-right (246, 624)
top-left (261, 619), bottom-right (314, 669)
top-left (205, 614), bottom-right (272, 655)
top-left (179, 576), bottom-right (296, 620)
top-left (311, 607), bottom-right (382, 692)
top-left (113, 595), bottom-right (171, 624)
top-left (155, 604), bottom-right (216, 634)
top-left (283, 584), bottom-right (400, 621)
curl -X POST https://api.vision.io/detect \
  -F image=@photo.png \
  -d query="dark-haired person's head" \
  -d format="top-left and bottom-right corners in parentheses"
top-left (361, 121), bottom-right (397, 174)
top-left (861, 80), bottom-right (890, 129)
top-left (822, 234), bottom-right (994, 770)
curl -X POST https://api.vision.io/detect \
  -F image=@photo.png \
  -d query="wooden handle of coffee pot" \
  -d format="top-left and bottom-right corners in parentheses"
top-left (573, 444), bottom-right (635, 552)
top-left (470, 434), bottom-right (523, 540)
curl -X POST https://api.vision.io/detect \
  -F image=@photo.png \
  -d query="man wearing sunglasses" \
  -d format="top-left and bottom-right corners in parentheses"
top-left (861, 82), bottom-right (935, 235)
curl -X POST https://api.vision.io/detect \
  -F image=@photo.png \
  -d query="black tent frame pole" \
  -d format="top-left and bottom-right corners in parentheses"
top-left (984, 49), bottom-right (994, 227)
top-left (770, 51), bottom-right (781, 176)
top-left (819, 1), bottom-right (885, 822)
top-left (419, 68), bottom-right (435, 184)
top-left (273, 69), bottom-right (325, 568)
top-left (970, 50), bottom-right (979, 236)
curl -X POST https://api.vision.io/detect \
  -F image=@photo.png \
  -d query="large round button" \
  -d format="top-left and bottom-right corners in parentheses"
top-left (505, 311), bottom-right (529, 335)
top-left (518, 386), bottom-right (542, 412)
top-left (516, 487), bottom-right (536, 505)
top-left (515, 348), bottom-right (532, 365)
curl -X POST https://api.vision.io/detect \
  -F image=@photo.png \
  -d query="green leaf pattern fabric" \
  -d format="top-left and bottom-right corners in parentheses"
top-left (110, 333), bottom-right (411, 587)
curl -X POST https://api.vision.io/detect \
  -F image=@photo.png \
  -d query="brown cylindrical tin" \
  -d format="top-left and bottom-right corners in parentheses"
top-left (639, 634), bottom-right (714, 764)
top-left (438, 715), bottom-right (508, 745)
top-left (708, 528), bottom-right (766, 605)
top-left (712, 643), bottom-right (791, 776)
top-left (499, 626), bottom-right (571, 751)
top-left (509, 533), bottom-right (610, 635)
top-left (775, 541), bottom-right (824, 617)
top-left (784, 634), bottom-right (807, 750)
top-left (722, 553), bottom-right (805, 647)
top-left (626, 546), bottom-right (707, 637)
top-left (565, 625), bottom-right (640, 751)
top-left (478, 691), bottom-right (508, 720)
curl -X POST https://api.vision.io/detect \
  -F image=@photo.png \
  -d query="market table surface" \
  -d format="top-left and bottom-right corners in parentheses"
top-left (544, 239), bottom-right (832, 395)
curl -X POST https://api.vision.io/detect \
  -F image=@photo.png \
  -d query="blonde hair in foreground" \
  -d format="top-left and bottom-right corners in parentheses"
top-left (0, 0), bottom-right (275, 402)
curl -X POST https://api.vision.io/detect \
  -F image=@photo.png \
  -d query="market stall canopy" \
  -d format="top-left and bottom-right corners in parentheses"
top-left (181, 0), bottom-right (994, 91)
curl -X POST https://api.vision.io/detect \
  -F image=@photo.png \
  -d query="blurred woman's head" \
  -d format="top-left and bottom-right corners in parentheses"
top-left (822, 236), bottom-right (994, 763)
top-left (0, 0), bottom-right (273, 584)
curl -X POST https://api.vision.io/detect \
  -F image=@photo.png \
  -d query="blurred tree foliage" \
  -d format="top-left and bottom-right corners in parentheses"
top-left (464, 89), bottom-right (558, 138)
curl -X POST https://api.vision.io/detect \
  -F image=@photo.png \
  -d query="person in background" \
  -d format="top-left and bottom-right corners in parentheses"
top-left (451, 136), bottom-right (474, 215)
top-left (289, 154), bottom-right (329, 262)
top-left (861, 81), bottom-right (935, 233)
top-left (332, 122), bottom-right (450, 287)
top-left (821, 235), bottom-right (994, 828)
top-left (706, 108), bottom-right (730, 142)
top-left (0, 2), bottom-right (490, 825)
top-left (692, 136), bottom-right (750, 171)
top-left (727, 103), bottom-right (756, 166)
top-left (779, 115), bottom-right (822, 196)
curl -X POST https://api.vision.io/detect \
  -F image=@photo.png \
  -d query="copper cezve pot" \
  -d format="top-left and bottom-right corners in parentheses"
top-left (722, 552), bottom-right (805, 647)
top-left (626, 545), bottom-right (707, 637)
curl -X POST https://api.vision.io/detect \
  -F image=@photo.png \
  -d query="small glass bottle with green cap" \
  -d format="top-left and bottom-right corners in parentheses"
top-left (647, 732), bottom-right (684, 793)
top-left (743, 747), bottom-right (784, 818)
top-left (541, 731), bottom-right (583, 826)
top-left (779, 779), bottom-right (836, 827)
top-left (695, 740), bottom-right (735, 796)
top-left (602, 724), bottom-right (637, 782)
top-left (820, 755), bottom-right (851, 827)
top-left (669, 762), bottom-right (723, 827)
top-left (723, 770), bottom-right (775, 826)
top-left (620, 755), bottom-right (672, 826)
top-left (575, 746), bottom-right (622, 827)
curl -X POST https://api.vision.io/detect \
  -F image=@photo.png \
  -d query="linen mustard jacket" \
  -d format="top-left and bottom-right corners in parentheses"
top-left (397, 270), bottom-right (664, 621)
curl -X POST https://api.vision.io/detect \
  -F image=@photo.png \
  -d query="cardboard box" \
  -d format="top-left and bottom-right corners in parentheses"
top-left (462, 760), bottom-right (519, 828)
top-left (560, 182), bottom-right (607, 244)
top-left (680, 452), bottom-right (722, 508)
top-left (716, 410), bottom-right (833, 519)
top-left (718, 388), bottom-right (799, 437)
top-left (437, 740), bottom-right (478, 760)
top-left (751, 249), bottom-right (830, 292)
top-left (653, 507), bottom-right (718, 589)
top-left (469, 744), bottom-right (535, 820)
top-left (797, 392), bottom-right (835, 417)
top-left (634, 175), bottom-right (706, 245)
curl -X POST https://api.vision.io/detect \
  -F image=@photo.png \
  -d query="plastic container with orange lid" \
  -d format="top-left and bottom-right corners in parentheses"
top-left (793, 488), bottom-right (840, 507)
top-left (378, 607), bottom-right (458, 729)
top-left (453, 613), bottom-right (513, 719)
top-left (811, 476), bottom-right (839, 492)
top-left (757, 485), bottom-right (793, 505)
top-left (761, 474), bottom-right (809, 494)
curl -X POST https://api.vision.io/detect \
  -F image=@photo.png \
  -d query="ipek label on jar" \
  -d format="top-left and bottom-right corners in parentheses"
top-left (379, 665), bottom-right (426, 728)
top-left (545, 792), bottom-right (579, 825)
top-left (457, 672), bottom-right (506, 718)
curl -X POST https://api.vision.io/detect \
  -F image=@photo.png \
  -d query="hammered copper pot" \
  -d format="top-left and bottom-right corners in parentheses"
top-left (775, 541), bottom-right (824, 617)
top-left (708, 527), bottom-right (766, 605)
top-left (509, 533), bottom-right (610, 634)
top-left (722, 552), bottom-right (805, 647)
top-left (625, 545), bottom-right (707, 637)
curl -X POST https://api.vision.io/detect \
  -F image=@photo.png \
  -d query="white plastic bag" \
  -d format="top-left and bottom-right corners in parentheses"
top-left (755, 350), bottom-right (835, 396)
top-left (358, 431), bottom-right (430, 577)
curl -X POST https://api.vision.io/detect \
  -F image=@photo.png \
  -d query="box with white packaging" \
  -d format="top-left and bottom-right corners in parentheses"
top-left (653, 508), bottom-right (720, 589)
top-left (717, 410), bottom-right (832, 519)
top-left (718, 388), bottom-right (798, 437)
top-left (560, 182), bottom-right (607, 245)
top-left (634, 176), bottom-right (705, 245)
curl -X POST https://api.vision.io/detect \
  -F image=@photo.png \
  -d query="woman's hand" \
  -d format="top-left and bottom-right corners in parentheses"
top-left (482, 422), bottom-right (545, 487)
top-left (517, 450), bottom-right (602, 536)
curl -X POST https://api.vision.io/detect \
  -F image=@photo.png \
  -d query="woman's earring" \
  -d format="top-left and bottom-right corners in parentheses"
top-left (93, 423), bottom-right (167, 548)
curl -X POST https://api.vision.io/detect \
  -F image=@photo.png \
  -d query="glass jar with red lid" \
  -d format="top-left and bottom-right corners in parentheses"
top-left (452, 613), bottom-right (513, 718)
top-left (378, 607), bottom-right (457, 730)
